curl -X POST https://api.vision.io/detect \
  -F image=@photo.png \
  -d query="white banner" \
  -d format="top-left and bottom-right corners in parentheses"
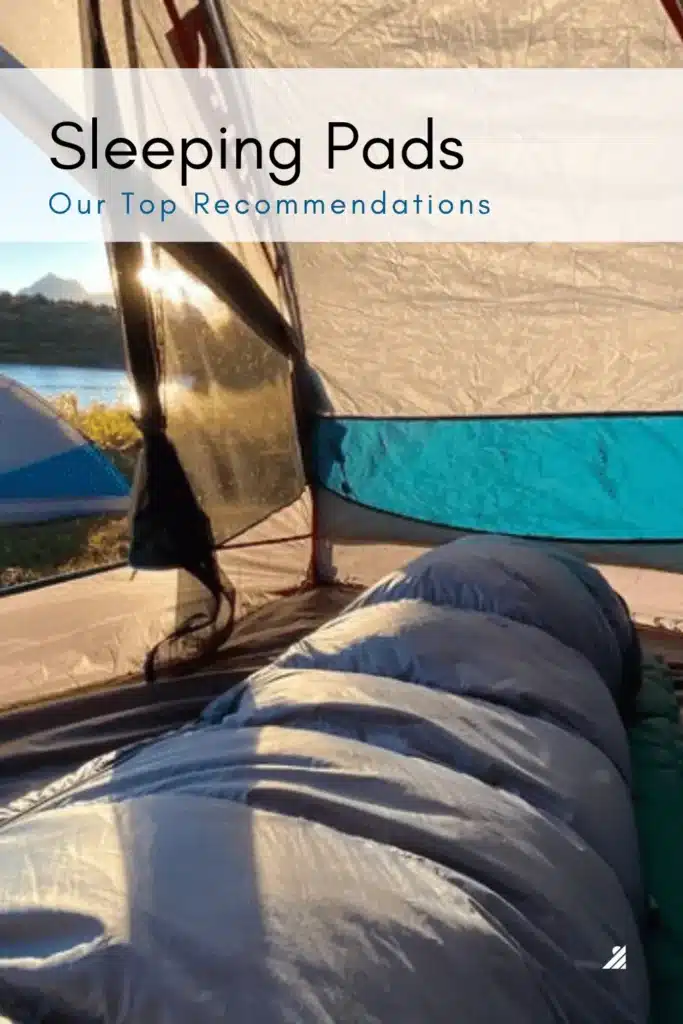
top-left (1, 68), bottom-right (683, 242)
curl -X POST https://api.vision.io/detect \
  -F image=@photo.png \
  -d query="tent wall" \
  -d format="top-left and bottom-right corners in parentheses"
top-left (219, 0), bottom-right (683, 583)
top-left (140, 247), bottom-right (305, 546)
top-left (291, 244), bottom-right (683, 419)
top-left (3, 0), bottom-right (683, 695)
top-left (0, 0), bottom-right (82, 68)
top-left (312, 413), bottom-right (683, 541)
top-left (318, 490), bottom-right (683, 631)
top-left (3, 0), bottom-right (682, 71)
top-left (0, 5), bottom-right (312, 706)
top-left (0, 0), bottom-right (315, 701)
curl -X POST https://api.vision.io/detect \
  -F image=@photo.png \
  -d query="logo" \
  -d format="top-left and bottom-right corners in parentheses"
top-left (603, 946), bottom-right (627, 970)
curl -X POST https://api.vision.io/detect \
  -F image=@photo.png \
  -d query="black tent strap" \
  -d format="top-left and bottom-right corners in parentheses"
top-left (78, 0), bottom-right (240, 684)
top-left (129, 431), bottom-right (237, 685)
top-left (79, 2), bottom-right (163, 429)
top-left (219, 532), bottom-right (313, 550)
top-left (110, 241), bottom-right (164, 432)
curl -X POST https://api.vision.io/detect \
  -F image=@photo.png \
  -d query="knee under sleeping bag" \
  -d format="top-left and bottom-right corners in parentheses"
top-left (0, 537), bottom-right (647, 1023)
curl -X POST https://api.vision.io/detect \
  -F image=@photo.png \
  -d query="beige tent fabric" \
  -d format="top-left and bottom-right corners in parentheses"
top-left (223, 0), bottom-right (683, 415)
top-left (3, 2), bottom-right (683, 415)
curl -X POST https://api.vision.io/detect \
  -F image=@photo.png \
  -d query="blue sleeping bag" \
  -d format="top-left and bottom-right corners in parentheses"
top-left (0, 537), bottom-right (647, 1023)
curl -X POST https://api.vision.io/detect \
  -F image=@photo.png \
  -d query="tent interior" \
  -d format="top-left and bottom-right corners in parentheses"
top-left (1, 0), bottom-right (682, 778)
top-left (2, 1), bottom-right (683, 1022)
top-left (2, 0), bottom-right (683, 746)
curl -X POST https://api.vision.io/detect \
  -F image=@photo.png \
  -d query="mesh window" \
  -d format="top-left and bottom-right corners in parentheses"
top-left (144, 246), bottom-right (304, 545)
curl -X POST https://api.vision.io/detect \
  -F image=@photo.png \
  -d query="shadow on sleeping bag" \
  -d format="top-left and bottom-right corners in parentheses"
top-left (0, 537), bottom-right (647, 1024)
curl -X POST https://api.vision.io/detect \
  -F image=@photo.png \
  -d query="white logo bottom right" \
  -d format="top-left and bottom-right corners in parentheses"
top-left (603, 946), bottom-right (627, 970)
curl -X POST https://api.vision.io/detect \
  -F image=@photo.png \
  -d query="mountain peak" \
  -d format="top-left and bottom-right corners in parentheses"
top-left (20, 274), bottom-right (89, 302)
top-left (19, 274), bottom-right (114, 306)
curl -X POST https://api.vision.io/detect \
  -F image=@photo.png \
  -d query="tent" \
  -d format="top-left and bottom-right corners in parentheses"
top-left (1, 0), bottom-right (683, 706)
top-left (1, 1), bottom-right (683, 1022)
top-left (0, 374), bottom-right (130, 525)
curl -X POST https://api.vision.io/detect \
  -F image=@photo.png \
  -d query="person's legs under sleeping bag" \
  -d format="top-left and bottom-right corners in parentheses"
top-left (0, 537), bottom-right (646, 1023)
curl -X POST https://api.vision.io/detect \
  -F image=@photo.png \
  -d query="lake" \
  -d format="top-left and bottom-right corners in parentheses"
top-left (0, 364), bottom-right (132, 408)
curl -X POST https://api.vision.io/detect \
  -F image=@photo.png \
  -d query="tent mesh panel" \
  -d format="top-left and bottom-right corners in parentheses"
top-left (148, 247), bottom-right (304, 547)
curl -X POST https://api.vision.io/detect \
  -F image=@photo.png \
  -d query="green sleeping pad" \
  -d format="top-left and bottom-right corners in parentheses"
top-left (630, 656), bottom-right (683, 1024)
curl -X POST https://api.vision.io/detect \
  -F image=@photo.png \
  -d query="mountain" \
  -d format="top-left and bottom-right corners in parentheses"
top-left (19, 273), bottom-right (115, 307)
top-left (20, 274), bottom-right (88, 302)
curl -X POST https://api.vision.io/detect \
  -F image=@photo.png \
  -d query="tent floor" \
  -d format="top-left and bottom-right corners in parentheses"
top-left (0, 583), bottom-right (360, 807)
top-left (1, 581), bottom-right (682, 809)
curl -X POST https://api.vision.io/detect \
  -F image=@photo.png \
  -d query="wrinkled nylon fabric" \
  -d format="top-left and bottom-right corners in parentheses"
top-left (222, 0), bottom-right (683, 418)
top-left (0, 538), bottom-right (647, 1022)
top-left (5, 2), bottom-right (682, 419)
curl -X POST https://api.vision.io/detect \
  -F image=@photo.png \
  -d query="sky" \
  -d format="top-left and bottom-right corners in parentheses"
top-left (0, 101), bottom-right (112, 295)
top-left (0, 242), bottom-right (112, 294)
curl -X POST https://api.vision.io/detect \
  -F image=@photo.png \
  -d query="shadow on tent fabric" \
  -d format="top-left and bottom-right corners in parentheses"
top-left (312, 416), bottom-right (352, 498)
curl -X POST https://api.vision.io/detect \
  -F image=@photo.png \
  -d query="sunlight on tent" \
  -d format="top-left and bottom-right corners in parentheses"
top-left (119, 374), bottom-right (191, 417)
top-left (138, 264), bottom-right (212, 307)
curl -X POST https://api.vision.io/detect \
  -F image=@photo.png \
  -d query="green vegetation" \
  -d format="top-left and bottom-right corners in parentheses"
top-left (0, 516), bottom-right (130, 589)
top-left (0, 282), bottom-right (302, 587)
top-left (52, 393), bottom-right (140, 454)
top-left (0, 282), bottom-right (286, 379)
top-left (0, 398), bottom-right (139, 590)
top-left (0, 291), bottom-right (123, 368)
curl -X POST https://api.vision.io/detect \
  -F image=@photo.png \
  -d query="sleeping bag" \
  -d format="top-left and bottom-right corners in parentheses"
top-left (0, 536), bottom-right (647, 1023)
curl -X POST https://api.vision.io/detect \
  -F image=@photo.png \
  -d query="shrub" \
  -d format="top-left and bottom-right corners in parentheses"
top-left (53, 393), bottom-right (140, 454)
